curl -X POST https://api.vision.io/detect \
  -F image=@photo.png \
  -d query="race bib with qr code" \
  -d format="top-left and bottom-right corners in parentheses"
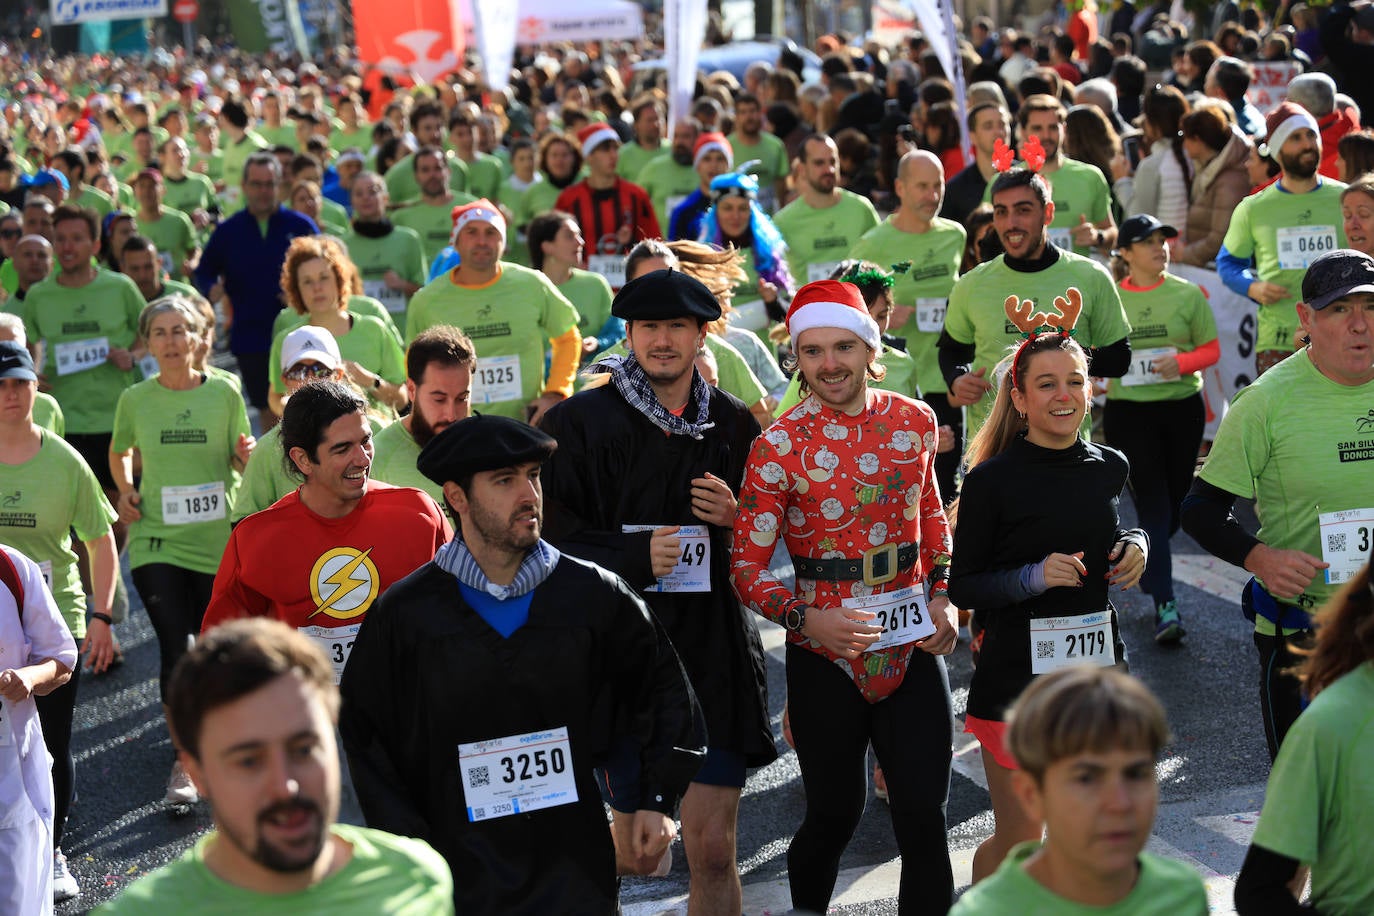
top-left (842, 584), bottom-right (936, 651)
top-left (621, 524), bottom-right (711, 592)
top-left (161, 482), bottom-right (226, 525)
top-left (1276, 225), bottom-right (1337, 270)
top-left (1319, 508), bottom-right (1374, 584)
top-left (807, 260), bottom-right (843, 283)
top-left (297, 623), bottom-right (361, 685)
top-left (1030, 611), bottom-right (1114, 674)
top-left (1047, 227), bottom-right (1074, 251)
top-left (459, 726), bottom-right (577, 822)
top-left (1121, 346), bottom-right (1179, 387)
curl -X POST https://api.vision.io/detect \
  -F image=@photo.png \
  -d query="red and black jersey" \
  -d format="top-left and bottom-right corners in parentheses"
top-left (555, 179), bottom-right (663, 262)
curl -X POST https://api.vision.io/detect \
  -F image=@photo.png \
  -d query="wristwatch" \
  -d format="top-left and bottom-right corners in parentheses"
top-left (784, 604), bottom-right (807, 634)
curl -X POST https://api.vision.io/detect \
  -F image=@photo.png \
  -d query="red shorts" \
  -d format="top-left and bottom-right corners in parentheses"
top-left (964, 715), bottom-right (1018, 771)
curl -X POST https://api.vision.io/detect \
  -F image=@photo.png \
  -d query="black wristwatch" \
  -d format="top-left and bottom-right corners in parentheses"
top-left (784, 604), bottom-right (807, 634)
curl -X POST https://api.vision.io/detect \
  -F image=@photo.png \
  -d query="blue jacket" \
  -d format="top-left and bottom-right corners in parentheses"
top-left (196, 206), bottom-right (318, 353)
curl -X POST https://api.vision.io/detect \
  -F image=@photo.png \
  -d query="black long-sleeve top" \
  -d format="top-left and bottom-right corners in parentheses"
top-left (950, 434), bottom-right (1147, 720)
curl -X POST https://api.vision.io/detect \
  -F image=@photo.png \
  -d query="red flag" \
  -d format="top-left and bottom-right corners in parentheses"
top-left (353, 0), bottom-right (465, 86)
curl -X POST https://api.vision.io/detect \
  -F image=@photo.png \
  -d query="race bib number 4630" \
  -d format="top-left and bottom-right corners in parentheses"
top-left (459, 727), bottom-right (577, 823)
top-left (55, 337), bottom-right (110, 376)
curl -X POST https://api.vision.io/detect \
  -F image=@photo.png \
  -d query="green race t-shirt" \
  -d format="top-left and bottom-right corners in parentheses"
top-left (560, 269), bottom-right (615, 344)
top-left (1250, 663), bottom-right (1374, 916)
top-left (268, 314), bottom-right (406, 396)
top-left (370, 419), bottom-right (444, 503)
top-left (74, 184), bottom-right (115, 218)
top-left (384, 152), bottom-right (470, 208)
top-left (849, 217), bottom-right (965, 396)
top-left (463, 154), bottom-right (504, 202)
top-left (392, 196), bottom-right (478, 264)
top-left (162, 172), bottom-right (217, 220)
top-left (189, 148), bottom-right (224, 186)
top-left (317, 198), bottom-right (351, 237)
top-left (231, 422), bottom-right (298, 523)
top-left (1221, 178), bottom-right (1347, 353)
top-left (21, 269), bottom-right (145, 434)
top-left (636, 155), bottom-right (699, 231)
top-left (97, 824), bottom-right (454, 915)
top-left (33, 392), bottom-right (64, 436)
top-left (271, 298), bottom-right (402, 352)
top-left (726, 131), bottom-right (791, 211)
top-left (944, 249), bottom-right (1131, 441)
top-left (774, 191), bottom-right (881, 286)
top-left (617, 142), bottom-right (667, 182)
top-left (1198, 349), bottom-right (1374, 631)
top-left (110, 373), bottom-right (251, 574)
top-left (0, 431), bottom-right (115, 637)
top-left (522, 179), bottom-right (565, 223)
top-left (1108, 273), bottom-right (1218, 402)
top-left (949, 841), bottom-right (1208, 916)
top-left (136, 207), bottom-right (198, 280)
top-left (406, 263), bottom-right (580, 418)
top-left (340, 226), bottom-right (428, 320)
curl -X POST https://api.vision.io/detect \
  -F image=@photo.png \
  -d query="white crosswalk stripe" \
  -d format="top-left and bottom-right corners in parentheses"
top-left (625, 552), bottom-right (1267, 913)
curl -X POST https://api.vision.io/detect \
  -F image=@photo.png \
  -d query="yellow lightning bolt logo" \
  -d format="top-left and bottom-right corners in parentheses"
top-left (309, 547), bottom-right (380, 621)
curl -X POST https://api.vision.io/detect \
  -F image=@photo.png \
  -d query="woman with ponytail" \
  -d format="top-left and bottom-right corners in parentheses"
top-left (949, 291), bottom-right (1148, 885)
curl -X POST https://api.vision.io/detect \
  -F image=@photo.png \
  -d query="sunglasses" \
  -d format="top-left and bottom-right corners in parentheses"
top-left (284, 363), bottom-right (334, 381)
top-left (0, 229), bottom-right (20, 239)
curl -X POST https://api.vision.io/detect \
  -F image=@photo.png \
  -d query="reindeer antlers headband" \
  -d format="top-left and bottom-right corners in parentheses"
top-left (1004, 287), bottom-right (1083, 389)
top-left (993, 135), bottom-right (1046, 174)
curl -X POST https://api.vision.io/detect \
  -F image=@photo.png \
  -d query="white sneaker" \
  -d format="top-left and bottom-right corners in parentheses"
top-left (163, 760), bottom-right (199, 810)
top-left (53, 848), bottom-right (79, 903)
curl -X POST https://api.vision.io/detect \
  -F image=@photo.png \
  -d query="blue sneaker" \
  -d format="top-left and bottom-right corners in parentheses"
top-left (1154, 600), bottom-right (1185, 644)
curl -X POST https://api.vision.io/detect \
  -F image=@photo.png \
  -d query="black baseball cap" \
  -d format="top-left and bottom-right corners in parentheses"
top-left (1116, 214), bottom-right (1179, 248)
top-left (0, 341), bottom-right (36, 381)
top-left (1301, 249), bottom-right (1374, 310)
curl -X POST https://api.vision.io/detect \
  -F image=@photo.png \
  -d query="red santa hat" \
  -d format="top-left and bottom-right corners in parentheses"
top-left (693, 132), bottom-right (733, 168)
top-left (450, 199), bottom-right (506, 246)
top-left (785, 280), bottom-right (880, 351)
top-left (1265, 101), bottom-right (1320, 156)
top-left (577, 122), bottom-right (621, 159)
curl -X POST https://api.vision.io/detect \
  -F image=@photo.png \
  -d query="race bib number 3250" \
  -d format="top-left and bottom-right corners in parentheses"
top-left (459, 727), bottom-right (577, 823)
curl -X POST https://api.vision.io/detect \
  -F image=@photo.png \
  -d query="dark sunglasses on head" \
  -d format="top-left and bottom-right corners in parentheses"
top-left (285, 363), bottom-right (335, 382)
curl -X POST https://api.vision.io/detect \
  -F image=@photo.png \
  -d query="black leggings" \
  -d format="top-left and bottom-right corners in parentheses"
top-left (785, 643), bottom-right (954, 915)
top-left (1103, 394), bottom-right (1204, 603)
top-left (1254, 630), bottom-right (1312, 761)
top-left (131, 564), bottom-right (216, 703)
top-left (35, 660), bottom-right (81, 849)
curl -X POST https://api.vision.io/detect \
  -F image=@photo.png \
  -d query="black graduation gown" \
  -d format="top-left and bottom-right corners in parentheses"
top-left (538, 382), bottom-right (776, 768)
top-left (339, 556), bottom-right (706, 915)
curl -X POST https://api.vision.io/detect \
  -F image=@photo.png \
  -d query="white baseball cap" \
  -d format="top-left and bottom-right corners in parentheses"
top-left (281, 326), bottom-right (341, 372)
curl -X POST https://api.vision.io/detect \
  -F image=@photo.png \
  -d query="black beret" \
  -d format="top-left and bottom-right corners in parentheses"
top-left (611, 268), bottom-right (722, 322)
top-left (417, 413), bottom-right (557, 487)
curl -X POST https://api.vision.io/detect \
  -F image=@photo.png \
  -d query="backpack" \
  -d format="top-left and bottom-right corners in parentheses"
top-left (0, 548), bottom-right (24, 621)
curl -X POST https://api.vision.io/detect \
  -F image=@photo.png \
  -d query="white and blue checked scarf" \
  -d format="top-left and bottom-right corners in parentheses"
top-left (435, 534), bottom-right (560, 600)
top-left (587, 353), bottom-right (716, 440)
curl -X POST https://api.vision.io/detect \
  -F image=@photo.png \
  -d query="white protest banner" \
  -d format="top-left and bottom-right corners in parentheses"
top-left (907, 0), bottom-right (971, 168)
top-left (52, 0), bottom-right (166, 24)
top-left (664, 0), bottom-right (708, 143)
top-left (1246, 61), bottom-right (1302, 115)
top-left (472, 0), bottom-right (519, 91)
top-left (1170, 264), bottom-right (1259, 438)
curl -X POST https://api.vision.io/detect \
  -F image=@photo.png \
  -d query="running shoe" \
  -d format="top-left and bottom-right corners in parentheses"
top-left (53, 848), bottom-right (79, 903)
top-left (1154, 600), bottom-right (1185, 645)
top-left (163, 759), bottom-right (200, 812)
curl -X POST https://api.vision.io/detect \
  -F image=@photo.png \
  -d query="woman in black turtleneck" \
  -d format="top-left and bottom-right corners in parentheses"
top-left (949, 327), bottom-right (1148, 886)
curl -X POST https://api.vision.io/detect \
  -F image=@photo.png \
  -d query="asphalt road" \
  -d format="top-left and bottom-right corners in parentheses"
top-left (57, 499), bottom-right (1272, 914)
